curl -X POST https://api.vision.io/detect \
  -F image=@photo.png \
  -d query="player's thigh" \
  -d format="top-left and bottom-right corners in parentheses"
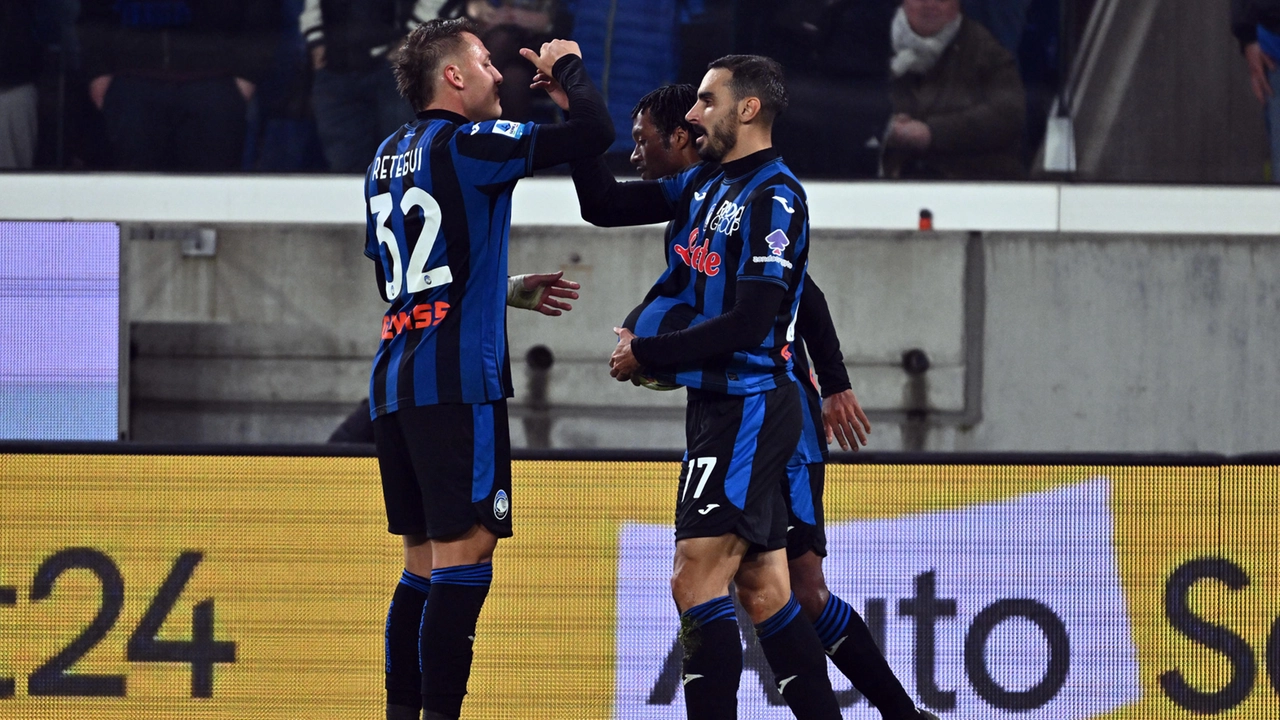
top-left (676, 387), bottom-right (801, 550)
top-left (384, 400), bottom-right (514, 542)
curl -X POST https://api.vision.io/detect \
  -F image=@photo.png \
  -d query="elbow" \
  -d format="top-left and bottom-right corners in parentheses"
top-left (579, 206), bottom-right (612, 227)
top-left (580, 206), bottom-right (625, 228)
top-left (739, 323), bottom-right (775, 352)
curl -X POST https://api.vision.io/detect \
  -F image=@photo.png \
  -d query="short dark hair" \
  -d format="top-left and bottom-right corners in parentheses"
top-left (706, 55), bottom-right (789, 126)
top-left (392, 18), bottom-right (476, 111)
top-left (631, 84), bottom-right (697, 146)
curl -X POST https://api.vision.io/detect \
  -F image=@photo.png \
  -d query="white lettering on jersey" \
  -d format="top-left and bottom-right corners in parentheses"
top-left (378, 147), bottom-right (423, 180)
top-left (707, 199), bottom-right (744, 236)
top-left (751, 255), bottom-right (794, 269)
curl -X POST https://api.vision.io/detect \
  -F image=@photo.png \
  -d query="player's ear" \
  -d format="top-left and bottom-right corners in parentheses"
top-left (740, 96), bottom-right (761, 124)
top-left (670, 127), bottom-right (689, 150)
top-left (442, 62), bottom-right (465, 91)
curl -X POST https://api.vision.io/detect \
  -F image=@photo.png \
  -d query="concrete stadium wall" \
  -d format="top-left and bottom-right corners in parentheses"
top-left (123, 224), bottom-right (1280, 453)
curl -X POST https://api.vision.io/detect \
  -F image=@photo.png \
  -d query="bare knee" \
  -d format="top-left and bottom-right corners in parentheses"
top-left (670, 535), bottom-right (745, 612)
top-left (733, 549), bottom-right (792, 624)
top-left (431, 524), bottom-right (499, 568)
top-left (734, 581), bottom-right (778, 623)
top-left (787, 552), bottom-right (830, 620)
top-left (402, 533), bottom-right (432, 577)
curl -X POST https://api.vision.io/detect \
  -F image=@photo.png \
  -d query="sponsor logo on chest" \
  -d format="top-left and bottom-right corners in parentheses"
top-left (674, 229), bottom-right (721, 276)
top-left (706, 198), bottom-right (745, 236)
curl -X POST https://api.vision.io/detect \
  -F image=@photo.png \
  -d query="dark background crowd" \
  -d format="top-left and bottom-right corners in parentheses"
top-left (1, 0), bottom-right (1073, 179)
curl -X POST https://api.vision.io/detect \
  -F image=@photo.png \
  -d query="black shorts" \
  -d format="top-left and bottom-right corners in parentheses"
top-left (675, 385), bottom-right (801, 551)
top-left (784, 460), bottom-right (827, 560)
top-left (372, 400), bottom-right (513, 540)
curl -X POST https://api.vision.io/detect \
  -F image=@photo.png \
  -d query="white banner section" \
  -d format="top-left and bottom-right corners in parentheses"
top-left (615, 478), bottom-right (1140, 718)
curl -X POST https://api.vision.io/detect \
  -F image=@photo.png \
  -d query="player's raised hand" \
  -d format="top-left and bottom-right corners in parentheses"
top-left (610, 327), bottom-right (639, 381)
top-left (823, 388), bottom-right (870, 451)
top-left (519, 39), bottom-right (581, 79)
top-left (507, 272), bottom-right (580, 316)
top-left (530, 71), bottom-right (569, 111)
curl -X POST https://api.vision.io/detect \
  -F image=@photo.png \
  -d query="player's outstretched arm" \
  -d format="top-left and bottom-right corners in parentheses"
top-left (569, 156), bottom-right (673, 228)
top-left (507, 271), bottom-right (580, 317)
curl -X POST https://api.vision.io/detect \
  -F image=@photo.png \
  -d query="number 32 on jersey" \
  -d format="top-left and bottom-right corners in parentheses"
top-left (369, 188), bottom-right (452, 301)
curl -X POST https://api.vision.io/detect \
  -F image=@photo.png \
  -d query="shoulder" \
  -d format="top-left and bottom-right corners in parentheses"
top-left (457, 118), bottom-right (533, 140)
top-left (745, 162), bottom-right (807, 210)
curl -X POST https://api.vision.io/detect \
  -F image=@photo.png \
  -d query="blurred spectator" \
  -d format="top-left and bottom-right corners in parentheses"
top-left (442, 0), bottom-right (567, 122)
top-left (1232, 0), bottom-right (1280, 181)
top-left (881, 0), bottom-right (1025, 180)
top-left (0, 0), bottom-right (41, 168)
top-left (741, 0), bottom-right (897, 177)
top-left (245, 0), bottom-right (327, 172)
top-left (300, 0), bottom-right (439, 172)
top-left (78, 1), bottom-right (275, 171)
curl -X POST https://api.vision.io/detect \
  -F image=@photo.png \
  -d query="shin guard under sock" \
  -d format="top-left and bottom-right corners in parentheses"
top-left (679, 596), bottom-right (742, 720)
top-left (420, 563), bottom-right (492, 719)
top-left (755, 594), bottom-right (842, 720)
top-left (386, 569), bottom-right (430, 714)
top-left (813, 593), bottom-right (918, 720)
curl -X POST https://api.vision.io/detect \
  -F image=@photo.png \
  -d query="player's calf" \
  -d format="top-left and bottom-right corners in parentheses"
top-left (386, 569), bottom-right (430, 719)
top-left (678, 595), bottom-right (742, 720)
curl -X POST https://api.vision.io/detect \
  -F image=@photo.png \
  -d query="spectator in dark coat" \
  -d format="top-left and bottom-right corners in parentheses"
top-left (78, 0), bottom-right (276, 171)
top-left (882, 0), bottom-right (1025, 180)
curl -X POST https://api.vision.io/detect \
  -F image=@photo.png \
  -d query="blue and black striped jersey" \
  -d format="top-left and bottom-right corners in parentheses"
top-left (631, 153), bottom-right (810, 395)
top-left (791, 338), bottom-right (827, 463)
top-left (364, 110), bottom-right (537, 416)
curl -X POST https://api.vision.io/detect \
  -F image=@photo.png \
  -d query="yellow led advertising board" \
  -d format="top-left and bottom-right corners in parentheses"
top-left (0, 453), bottom-right (1276, 719)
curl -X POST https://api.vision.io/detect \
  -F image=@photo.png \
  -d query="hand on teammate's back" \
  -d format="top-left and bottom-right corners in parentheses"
top-left (518, 39), bottom-right (581, 78)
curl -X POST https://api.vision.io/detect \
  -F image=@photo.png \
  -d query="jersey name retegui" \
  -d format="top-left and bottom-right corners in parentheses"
top-left (364, 115), bottom-right (538, 416)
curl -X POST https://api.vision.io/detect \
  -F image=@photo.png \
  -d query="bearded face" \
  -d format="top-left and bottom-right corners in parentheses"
top-left (696, 111), bottom-right (739, 163)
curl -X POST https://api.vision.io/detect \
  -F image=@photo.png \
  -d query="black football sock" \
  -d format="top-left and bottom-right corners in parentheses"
top-left (420, 563), bottom-right (492, 719)
top-left (813, 593), bottom-right (918, 720)
top-left (679, 595), bottom-right (742, 720)
top-left (755, 594), bottom-right (842, 720)
top-left (386, 569), bottom-right (430, 717)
